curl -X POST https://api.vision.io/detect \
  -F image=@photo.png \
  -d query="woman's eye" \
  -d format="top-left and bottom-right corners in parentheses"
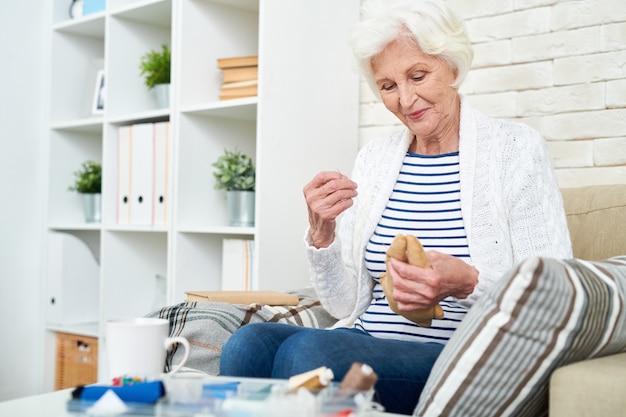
top-left (381, 83), bottom-right (395, 91)
top-left (412, 73), bottom-right (426, 81)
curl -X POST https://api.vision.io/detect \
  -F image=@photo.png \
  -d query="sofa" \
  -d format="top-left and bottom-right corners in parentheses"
top-left (153, 183), bottom-right (626, 416)
top-left (549, 184), bottom-right (626, 417)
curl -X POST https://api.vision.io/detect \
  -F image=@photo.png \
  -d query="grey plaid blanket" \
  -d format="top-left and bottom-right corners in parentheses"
top-left (146, 287), bottom-right (337, 376)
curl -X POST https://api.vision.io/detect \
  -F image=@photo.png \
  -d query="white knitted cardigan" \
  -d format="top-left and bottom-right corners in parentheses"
top-left (305, 98), bottom-right (572, 328)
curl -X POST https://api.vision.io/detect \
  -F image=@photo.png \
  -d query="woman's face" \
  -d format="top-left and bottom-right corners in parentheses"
top-left (372, 38), bottom-right (460, 143)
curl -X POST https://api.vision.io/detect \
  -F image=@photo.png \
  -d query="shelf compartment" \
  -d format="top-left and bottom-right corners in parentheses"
top-left (176, 112), bottom-right (256, 230)
top-left (50, 30), bottom-right (104, 123)
top-left (171, 231), bottom-right (254, 302)
top-left (101, 231), bottom-right (168, 320)
top-left (48, 129), bottom-right (103, 226)
top-left (178, 0), bottom-right (258, 108)
top-left (107, 2), bottom-right (172, 117)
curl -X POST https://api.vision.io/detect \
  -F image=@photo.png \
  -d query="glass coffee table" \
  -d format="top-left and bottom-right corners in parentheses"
top-left (0, 381), bottom-right (405, 416)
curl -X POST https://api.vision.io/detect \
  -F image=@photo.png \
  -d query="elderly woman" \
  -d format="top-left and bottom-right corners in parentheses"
top-left (220, 0), bottom-right (572, 414)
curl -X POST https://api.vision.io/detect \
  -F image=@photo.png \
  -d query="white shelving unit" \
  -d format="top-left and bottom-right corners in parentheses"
top-left (43, 0), bottom-right (360, 388)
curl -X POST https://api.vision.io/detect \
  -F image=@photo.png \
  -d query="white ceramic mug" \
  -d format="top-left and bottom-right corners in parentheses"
top-left (106, 317), bottom-right (190, 380)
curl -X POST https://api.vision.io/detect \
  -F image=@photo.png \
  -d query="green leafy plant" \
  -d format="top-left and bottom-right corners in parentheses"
top-left (139, 44), bottom-right (171, 89)
top-left (68, 160), bottom-right (102, 194)
top-left (212, 149), bottom-right (255, 191)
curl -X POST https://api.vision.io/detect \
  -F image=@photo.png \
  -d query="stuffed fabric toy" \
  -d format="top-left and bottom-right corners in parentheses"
top-left (380, 234), bottom-right (444, 327)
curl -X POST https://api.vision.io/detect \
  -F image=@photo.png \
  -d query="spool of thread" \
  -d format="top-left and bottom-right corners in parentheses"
top-left (288, 366), bottom-right (335, 392)
top-left (338, 362), bottom-right (378, 392)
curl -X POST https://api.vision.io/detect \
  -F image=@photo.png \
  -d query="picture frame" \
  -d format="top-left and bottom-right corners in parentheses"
top-left (92, 70), bottom-right (105, 114)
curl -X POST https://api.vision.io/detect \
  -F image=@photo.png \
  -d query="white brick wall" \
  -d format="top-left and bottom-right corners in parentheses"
top-left (357, 0), bottom-right (626, 187)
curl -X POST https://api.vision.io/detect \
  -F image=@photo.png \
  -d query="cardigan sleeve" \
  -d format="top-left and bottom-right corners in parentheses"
top-left (303, 142), bottom-right (373, 321)
top-left (501, 123), bottom-right (572, 263)
top-left (304, 231), bottom-right (358, 320)
top-left (303, 136), bottom-right (401, 323)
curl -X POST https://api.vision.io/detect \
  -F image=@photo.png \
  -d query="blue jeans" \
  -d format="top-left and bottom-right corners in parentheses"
top-left (219, 322), bottom-right (444, 415)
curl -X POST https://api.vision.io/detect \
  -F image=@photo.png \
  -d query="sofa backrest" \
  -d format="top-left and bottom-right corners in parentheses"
top-left (560, 184), bottom-right (626, 261)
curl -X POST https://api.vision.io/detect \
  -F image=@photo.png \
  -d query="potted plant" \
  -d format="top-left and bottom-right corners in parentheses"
top-left (212, 148), bottom-right (255, 227)
top-left (139, 44), bottom-right (171, 108)
top-left (68, 160), bottom-right (102, 223)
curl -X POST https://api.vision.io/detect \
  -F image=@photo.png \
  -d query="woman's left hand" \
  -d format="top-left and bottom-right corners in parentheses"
top-left (386, 251), bottom-right (478, 311)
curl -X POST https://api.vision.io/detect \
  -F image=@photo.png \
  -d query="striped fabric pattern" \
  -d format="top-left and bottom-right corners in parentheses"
top-left (414, 256), bottom-right (626, 417)
top-left (356, 151), bottom-right (470, 343)
top-left (146, 287), bottom-right (338, 376)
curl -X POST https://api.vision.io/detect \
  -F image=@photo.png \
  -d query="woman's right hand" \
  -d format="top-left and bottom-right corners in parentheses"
top-left (387, 251), bottom-right (478, 310)
top-left (303, 171), bottom-right (358, 248)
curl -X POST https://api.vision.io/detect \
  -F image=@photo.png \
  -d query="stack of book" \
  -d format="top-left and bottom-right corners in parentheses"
top-left (217, 55), bottom-right (258, 100)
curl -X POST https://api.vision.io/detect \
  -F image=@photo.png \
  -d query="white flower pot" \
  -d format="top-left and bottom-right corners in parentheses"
top-left (82, 193), bottom-right (102, 223)
top-left (154, 83), bottom-right (170, 109)
top-left (227, 191), bottom-right (255, 227)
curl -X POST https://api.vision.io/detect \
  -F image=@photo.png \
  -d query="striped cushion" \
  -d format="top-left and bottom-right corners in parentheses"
top-left (414, 256), bottom-right (626, 417)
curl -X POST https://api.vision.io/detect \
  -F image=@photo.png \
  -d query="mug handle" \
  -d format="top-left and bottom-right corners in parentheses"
top-left (163, 336), bottom-right (190, 375)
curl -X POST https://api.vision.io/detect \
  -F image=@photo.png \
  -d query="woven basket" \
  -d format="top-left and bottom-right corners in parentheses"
top-left (55, 332), bottom-right (98, 390)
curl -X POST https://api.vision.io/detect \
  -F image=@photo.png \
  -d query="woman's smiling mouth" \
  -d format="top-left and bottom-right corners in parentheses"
top-left (407, 108), bottom-right (429, 120)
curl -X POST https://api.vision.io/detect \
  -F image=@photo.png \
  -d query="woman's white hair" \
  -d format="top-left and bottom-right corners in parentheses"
top-left (351, 0), bottom-right (473, 94)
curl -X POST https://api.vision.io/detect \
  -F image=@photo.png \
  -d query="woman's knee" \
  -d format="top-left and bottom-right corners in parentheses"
top-left (226, 322), bottom-right (265, 344)
top-left (222, 323), bottom-right (261, 356)
top-left (220, 323), bottom-right (304, 377)
top-left (272, 329), bottom-right (359, 378)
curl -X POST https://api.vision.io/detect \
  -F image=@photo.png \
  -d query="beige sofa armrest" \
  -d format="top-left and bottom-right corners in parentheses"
top-left (550, 352), bottom-right (626, 417)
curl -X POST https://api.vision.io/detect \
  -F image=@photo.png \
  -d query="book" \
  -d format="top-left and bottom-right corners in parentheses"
top-left (220, 79), bottom-right (258, 89)
top-left (184, 290), bottom-right (299, 306)
top-left (219, 90), bottom-right (257, 100)
top-left (217, 55), bottom-right (258, 69)
top-left (219, 83), bottom-right (258, 100)
top-left (222, 239), bottom-right (254, 290)
top-left (83, 0), bottom-right (106, 15)
top-left (221, 65), bottom-right (258, 83)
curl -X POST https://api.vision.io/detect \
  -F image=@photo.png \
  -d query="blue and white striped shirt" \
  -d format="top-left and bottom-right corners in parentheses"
top-left (355, 151), bottom-right (471, 344)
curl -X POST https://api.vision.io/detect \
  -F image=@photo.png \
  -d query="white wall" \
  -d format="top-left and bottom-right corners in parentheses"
top-left (0, 0), bottom-right (47, 401)
top-left (358, 0), bottom-right (626, 188)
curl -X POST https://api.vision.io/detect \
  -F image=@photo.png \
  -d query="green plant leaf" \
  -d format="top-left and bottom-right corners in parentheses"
top-left (212, 148), bottom-right (255, 191)
top-left (68, 160), bottom-right (102, 194)
top-left (139, 44), bottom-right (171, 89)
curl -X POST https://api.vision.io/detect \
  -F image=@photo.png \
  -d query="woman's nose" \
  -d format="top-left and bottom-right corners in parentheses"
top-left (398, 84), bottom-right (418, 108)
